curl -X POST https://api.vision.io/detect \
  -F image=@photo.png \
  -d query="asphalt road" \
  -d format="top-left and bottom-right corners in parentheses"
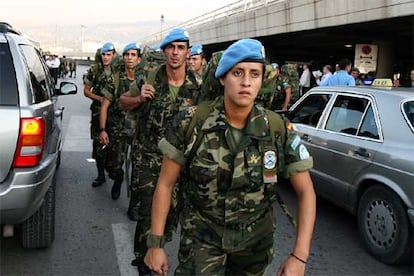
top-left (0, 66), bottom-right (412, 276)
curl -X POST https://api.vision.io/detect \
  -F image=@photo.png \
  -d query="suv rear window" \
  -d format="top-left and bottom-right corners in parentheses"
top-left (20, 45), bottom-right (51, 104)
top-left (403, 101), bottom-right (414, 130)
top-left (0, 43), bottom-right (18, 105)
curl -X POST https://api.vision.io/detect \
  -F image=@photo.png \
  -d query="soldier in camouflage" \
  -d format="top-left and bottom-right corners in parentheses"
top-left (83, 42), bottom-right (116, 188)
top-left (118, 28), bottom-right (200, 276)
top-left (188, 44), bottom-right (205, 87)
top-left (99, 42), bottom-right (141, 201)
top-left (144, 39), bottom-right (316, 275)
top-left (256, 63), bottom-right (300, 111)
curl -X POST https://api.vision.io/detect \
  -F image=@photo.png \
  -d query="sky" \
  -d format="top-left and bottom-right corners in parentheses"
top-left (3, 0), bottom-right (238, 28)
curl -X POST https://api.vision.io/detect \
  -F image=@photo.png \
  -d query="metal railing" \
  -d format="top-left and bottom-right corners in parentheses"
top-left (142, 0), bottom-right (284, 45)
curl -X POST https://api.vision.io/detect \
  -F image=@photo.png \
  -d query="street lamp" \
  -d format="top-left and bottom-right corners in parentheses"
top-left (160, 14), bottom-right (165, 40)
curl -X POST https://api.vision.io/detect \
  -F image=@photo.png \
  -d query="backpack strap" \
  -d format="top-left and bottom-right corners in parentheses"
top-left (184, 98), bottom-right (218, 169)
top-left (264, 109), bottom-right (297, 228)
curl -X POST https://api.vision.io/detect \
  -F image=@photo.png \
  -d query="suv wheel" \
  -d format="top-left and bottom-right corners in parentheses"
top-left (358, 185), bottom-right (413, 264)
top-left (20, 177), bottom-right (56, 248)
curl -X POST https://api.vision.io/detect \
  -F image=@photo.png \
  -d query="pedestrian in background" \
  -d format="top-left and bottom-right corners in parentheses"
top-left (351, 67), bottom-right (363, 85)
top-left (316, 65), bottom-right (333, 86)
top-left (300, 63), bottom-right (311, 95)
top-left (321, 58), bottom-right (355, 86)
top-left (144, 38), bottom-right (316, 276)
top-left (45, 54), bottom-right (60, 87)
top-left (83, 42), bottom-right (116, 188)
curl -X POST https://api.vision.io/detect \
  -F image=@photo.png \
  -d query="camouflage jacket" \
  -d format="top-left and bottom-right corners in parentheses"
top-left (272, 64), bottom-right (300, 109)
top-left (133, 64), bottom-right (200, 166)
top-left (84, 64), bottom-right (114, 113)
top-left (101, 67), bottom-right (142, 138)
top-left (159, 97), bottom-right (313, 229)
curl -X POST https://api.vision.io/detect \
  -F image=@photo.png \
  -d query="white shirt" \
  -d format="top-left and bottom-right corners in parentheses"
top-left (317, 72), bottom-right (332, 86)
top-left (46, 57), bottom-right (60, 69)
top-left (300, 68), bottom-right (311, 87)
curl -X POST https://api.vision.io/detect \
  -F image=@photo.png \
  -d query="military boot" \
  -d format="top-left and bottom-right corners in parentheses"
top-left (111, 178), bottom-right (122, 200)
top-left (92, 162), bottom-right (105, 187)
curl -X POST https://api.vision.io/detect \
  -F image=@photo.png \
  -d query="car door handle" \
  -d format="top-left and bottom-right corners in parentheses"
top-left (353, 148), bottom-right (371, 158)
top-left (302, 134), bottom-right (312, 142)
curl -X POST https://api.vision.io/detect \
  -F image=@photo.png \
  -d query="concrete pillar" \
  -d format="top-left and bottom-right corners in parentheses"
top-left (375, 41), bottom-right (394, 78)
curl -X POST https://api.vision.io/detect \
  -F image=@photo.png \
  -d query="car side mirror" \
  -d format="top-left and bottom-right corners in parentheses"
top-left (56, 82), bottom-right (77, 96)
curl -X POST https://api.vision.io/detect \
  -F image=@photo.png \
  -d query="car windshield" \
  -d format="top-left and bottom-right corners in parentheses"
top-left (403, 101), bottom-right (414, 130)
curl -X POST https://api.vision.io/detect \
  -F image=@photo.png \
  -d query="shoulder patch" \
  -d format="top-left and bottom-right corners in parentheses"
top-left (299, 144), bottom-right (310, 160)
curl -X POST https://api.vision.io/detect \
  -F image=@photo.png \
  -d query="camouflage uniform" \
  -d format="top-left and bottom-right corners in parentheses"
top-left (158, 97), bottom-right (313, 275)
top-left (132, 64), bottom-right (200, 265)
top-left (102, 68), bottom-right (138, 183)
top-left (272, 64), bottom-right (300, 110)
top-left (83, 63), bottom-right (113, 169)
top-left (198, 51), bottom-right (224, 103)
top-left (256, 64), bottom-right (277, 108)
top-left (256, 64), bottom-right (300, 110)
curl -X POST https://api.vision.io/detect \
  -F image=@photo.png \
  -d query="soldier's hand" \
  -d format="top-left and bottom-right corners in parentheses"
top-left (145, 248), bottom-right (168, 275)
top-left (99, 131), bottom-right (109, 145)
top-left (277, 255), bottom-right (306, 276)
top-left (141, 84), bottom-right (156, 101)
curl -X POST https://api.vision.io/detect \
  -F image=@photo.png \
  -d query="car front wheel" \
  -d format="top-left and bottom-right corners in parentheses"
top-left (358, 185), bottom-right (413, 264)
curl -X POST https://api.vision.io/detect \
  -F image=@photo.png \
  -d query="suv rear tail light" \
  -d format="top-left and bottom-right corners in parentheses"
top-left (13, 117), bottom-right (46, 167)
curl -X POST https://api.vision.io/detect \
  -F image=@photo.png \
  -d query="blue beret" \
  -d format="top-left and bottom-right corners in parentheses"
top-left (271, 63), bottom-right (279, 69)
top-left (100, 42), bottom-right (115, 54)
top-left (215, 38), bottom-right (266, 78)
top-left (123, 42), bottom-right (140, 55)
top-left (160, 28), bottom-right (189, 50)
top-left (190, 44), bottom-right (203, 56)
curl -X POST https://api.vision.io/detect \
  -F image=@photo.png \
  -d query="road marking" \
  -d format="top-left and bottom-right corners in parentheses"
top-left (111, 223), bottom-right (136, 276)
top-left (63, 115), bottom-right (91, 152)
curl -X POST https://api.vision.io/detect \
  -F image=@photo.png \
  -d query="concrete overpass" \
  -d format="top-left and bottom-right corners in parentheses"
top-left (143, 0), bottom-right (414, 79)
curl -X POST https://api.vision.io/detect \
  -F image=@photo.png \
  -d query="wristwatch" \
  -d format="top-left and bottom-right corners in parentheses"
top-left (99, 128), bottom-right (106, 132)
top-left (146, 234), bottom-right (166, 248)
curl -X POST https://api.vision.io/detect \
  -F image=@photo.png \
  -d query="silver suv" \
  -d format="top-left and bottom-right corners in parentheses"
top-left (0, 23), bottom-right (77, 248)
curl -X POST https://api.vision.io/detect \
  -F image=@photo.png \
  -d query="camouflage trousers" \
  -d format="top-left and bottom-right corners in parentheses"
top-left (90, 111), bottom-right (107, 164)
top-left (105, 120), bottom-right (128, 181)
top-left (132, 163), bottom-right (176, 262)
top-left (175, 207), bottom-right (275, 275)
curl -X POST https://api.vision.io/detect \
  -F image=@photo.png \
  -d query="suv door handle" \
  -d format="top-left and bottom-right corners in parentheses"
top-left (55, 106), bottom-right (65, 119)
top-left (302, 134), bottom-right (312, 142)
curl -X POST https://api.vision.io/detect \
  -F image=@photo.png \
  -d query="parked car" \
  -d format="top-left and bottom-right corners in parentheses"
top-left (0, 22), bottom-right (77, 248)
top-left (287, 86), bottom-right (414, 264)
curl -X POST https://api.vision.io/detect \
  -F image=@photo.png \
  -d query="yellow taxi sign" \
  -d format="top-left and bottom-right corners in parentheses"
top-left (372, 78), bottom-right (393, 87)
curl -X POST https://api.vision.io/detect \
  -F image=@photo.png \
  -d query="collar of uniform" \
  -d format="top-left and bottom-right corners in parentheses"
top-left (154, 65), bottom-right (199, 93)
top-left (200, 97), bottom-right (270, 139)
